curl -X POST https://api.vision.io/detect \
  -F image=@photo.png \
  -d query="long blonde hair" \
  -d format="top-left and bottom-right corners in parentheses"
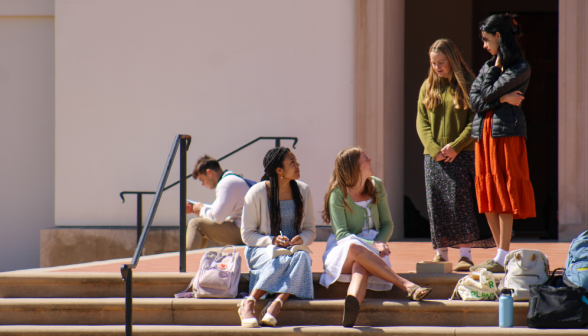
top-left (423, 39), bottom-right (474, 110)
top-left (321, 147), bottom-right (377, 224)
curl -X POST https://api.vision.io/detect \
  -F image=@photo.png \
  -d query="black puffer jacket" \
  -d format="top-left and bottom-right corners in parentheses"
top-left (470, 57), bottom-right (531, 139)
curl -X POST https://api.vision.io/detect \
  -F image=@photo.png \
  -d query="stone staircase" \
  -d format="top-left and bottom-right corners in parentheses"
top-left (0, 270), bottom-right (583, 335)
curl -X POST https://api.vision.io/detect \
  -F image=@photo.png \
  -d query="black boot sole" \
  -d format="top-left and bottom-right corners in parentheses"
top-left (342, 295), bottom-right (360, 328)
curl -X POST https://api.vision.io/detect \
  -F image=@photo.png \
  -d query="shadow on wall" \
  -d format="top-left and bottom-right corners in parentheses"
top-left (404, 196), bottom-right (431, 239)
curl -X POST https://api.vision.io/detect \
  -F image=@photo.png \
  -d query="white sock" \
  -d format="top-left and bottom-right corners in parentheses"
top-left (493, 249), bottom-right (509, 266)
top-left (436, 248), bottom-right (448, 261)
top-left (460, 247), bottom-right (471, 260)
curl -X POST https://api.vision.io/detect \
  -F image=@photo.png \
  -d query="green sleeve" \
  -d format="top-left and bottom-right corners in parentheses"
top-left (416, 82), bottom-right (442, 157)
top-left (329, 189), bottom-right (373, 245)
top-left (450, 106), bottom-right (475, 153)
top-left (373, 178), bottom-right (394, 242)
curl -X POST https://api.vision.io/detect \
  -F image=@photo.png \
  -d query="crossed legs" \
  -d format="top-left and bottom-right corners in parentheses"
top-left (341, 244), bottom-right (417, 304)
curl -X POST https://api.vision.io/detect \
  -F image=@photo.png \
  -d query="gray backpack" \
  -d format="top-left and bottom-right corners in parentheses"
top-left (499, 249), bottom-right (549, 301)
top-left (175, 245), bottom-right (241, 298)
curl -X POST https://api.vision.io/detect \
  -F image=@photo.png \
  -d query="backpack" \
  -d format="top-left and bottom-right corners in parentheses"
top-left (499, 249), bottom-right (549, 301)
top-left (564, 230), bottom-right (588, 289)
top-left (175, 245), bottom-right (242, 298)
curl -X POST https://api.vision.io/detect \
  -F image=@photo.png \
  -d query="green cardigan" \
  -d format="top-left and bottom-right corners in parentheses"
top-left (416, 78), bottom-right (476, 157)
top-left (328, 177), bottom-right (393, 245)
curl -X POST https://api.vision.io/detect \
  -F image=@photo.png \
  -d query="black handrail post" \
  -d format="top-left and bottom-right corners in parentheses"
top-left (136, 194), bottom-right (142, 243)
top-left (121, 265), bottom-right (132, 336)
top-left (275, 138), bottom-right (281, 147)
top-left (121, 134), bottom-right (192, 336)
top-left (179, 135), bottom-right (189, 273)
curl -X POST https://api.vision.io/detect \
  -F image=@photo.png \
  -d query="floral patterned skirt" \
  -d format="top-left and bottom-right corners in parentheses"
top-left (424, 151), bottom-right (495, 249)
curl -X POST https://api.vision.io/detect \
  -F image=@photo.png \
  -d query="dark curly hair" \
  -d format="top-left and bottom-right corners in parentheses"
top-left (261, 147), bottom-right (304, 236)
top-left (480, 13), bottom-right (524, 68)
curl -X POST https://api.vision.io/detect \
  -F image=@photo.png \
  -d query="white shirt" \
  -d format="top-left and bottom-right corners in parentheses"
top-left (199, 171), bottom-right (253, 227)
top-left (355, 199), bottom-right (374, 231)
top-left (240, 180), bottom-right (316, 247)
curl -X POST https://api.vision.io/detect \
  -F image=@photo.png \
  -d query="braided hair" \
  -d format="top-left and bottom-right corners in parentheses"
top-left (261, 147), bottom-right (304, 236)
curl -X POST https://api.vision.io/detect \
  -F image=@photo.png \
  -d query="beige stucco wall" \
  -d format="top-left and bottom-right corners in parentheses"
top-left (0, 0), bottom-right (55, 271)
top-left (54, 0), bottom-right (355, 227)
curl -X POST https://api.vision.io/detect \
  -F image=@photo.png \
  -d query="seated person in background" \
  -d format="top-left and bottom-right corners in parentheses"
top-left (320, 147), bottom-right (432, 328)
top-left (238, 147), bottom-right (315, 328)
top-left (186, 155), bottom-right (255, 249)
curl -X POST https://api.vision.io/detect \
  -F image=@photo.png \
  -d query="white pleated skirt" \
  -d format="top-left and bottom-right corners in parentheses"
top-left (319, 230), bottom-right (393, 291)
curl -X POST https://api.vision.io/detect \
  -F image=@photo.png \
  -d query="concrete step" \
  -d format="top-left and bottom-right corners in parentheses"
top-left (0, 325), bottom-right (585, 336)
top-left (0, 298), bottom-right (528, 327)
top-left (0, 272), bottom-right (498, 300)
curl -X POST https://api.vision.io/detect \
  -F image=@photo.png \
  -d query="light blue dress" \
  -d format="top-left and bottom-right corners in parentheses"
top-left (245, 200), bottom-right (314, 299)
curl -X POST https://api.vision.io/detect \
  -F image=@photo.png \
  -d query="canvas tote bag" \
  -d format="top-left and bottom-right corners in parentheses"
top-left (450, 268), bottom-right (499, 301)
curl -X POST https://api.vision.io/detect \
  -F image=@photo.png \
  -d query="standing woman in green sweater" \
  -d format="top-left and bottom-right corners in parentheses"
top-left (320, 147), bottom-right (432, 328)
top-left (416, 39), bottom-right (495, 271)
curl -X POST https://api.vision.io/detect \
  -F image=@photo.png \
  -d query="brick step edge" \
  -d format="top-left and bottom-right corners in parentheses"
top-left (0, 299), bottom-right (530, 327)
top-left (0, 325), bottom-right (586, 336)
top-left (0, 272), bottom-right (501, 300)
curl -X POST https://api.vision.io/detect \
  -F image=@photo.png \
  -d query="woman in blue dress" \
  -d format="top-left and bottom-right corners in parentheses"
top-left (239, 147), bottom-right (316, 328)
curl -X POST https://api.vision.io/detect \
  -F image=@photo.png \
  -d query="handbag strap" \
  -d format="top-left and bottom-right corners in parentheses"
top-left (450, 277), bottom-right (467, 300)
top-left (215, 245), bottom-right (237, 265)
top-left (514, 251), bottom-right (538, 270)
top-left (547, 267), bottom-right (565, 284)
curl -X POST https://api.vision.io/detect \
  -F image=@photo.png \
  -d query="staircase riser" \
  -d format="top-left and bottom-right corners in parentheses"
top-left (0, 308), bottom-right (528, 327)
top-left (316, 281), bottom-right (455, 300)
top-left (0, 326), bottom-right (586, 336)
top-left (0, 280), bottom-right (457, 300)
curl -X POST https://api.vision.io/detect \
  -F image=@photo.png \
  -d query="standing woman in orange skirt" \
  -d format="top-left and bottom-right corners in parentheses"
top-left (469, 14), bottom-right (536, 273)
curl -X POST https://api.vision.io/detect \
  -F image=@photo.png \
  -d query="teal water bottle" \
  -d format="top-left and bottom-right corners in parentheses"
top-left (499, 288), bottom-right (514, 327)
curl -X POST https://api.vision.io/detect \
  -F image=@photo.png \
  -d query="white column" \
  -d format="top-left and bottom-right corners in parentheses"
top-left (558, 0), bottom-right (588, 241)
top-left (355, 0), bottom-right (405, 240)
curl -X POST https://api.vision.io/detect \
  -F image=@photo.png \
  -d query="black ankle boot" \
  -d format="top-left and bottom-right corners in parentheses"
top-left (342, 295), bottom-right (360, 327)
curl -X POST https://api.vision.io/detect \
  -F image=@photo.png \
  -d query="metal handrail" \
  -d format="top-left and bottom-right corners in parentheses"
top-left (120, 134), bottom-right (191, 336)
top-left (119, 136), bottom-right (298, 242)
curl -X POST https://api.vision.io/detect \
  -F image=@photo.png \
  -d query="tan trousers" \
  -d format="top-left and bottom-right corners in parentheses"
top-left (186, 217), bottom-right (244, 250)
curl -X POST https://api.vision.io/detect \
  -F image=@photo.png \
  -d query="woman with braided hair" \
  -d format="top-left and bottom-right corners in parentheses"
top-left (238, 147), bottom-right (316, 328)
top-left (320, 147), bottom-right (432, 328)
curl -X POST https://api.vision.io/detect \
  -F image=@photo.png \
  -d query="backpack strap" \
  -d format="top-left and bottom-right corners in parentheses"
top-left (221, 171), bottom-right (254, 188)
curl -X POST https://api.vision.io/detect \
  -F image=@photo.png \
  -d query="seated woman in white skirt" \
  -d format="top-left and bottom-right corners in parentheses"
top-left (320, 147), bottom-right (432, 327)
top-left (238, 147), bottom-right (316, 328)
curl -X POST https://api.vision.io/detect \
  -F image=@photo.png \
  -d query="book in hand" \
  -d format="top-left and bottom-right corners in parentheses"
top-left (187, 199), bottom-right (211, 207)
top-left (267, 244), bottom-right (313, 259)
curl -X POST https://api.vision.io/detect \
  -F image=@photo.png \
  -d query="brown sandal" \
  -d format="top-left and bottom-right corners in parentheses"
top-left (407, 285), bottom-right (432, 301)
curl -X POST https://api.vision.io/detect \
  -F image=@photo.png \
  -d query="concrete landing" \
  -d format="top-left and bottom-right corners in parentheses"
top-left (34, 242), bottom-right (568, 274)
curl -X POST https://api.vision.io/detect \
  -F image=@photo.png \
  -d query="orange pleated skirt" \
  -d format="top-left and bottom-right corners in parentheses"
top-left (475, 111), bottom-right (536, 219)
